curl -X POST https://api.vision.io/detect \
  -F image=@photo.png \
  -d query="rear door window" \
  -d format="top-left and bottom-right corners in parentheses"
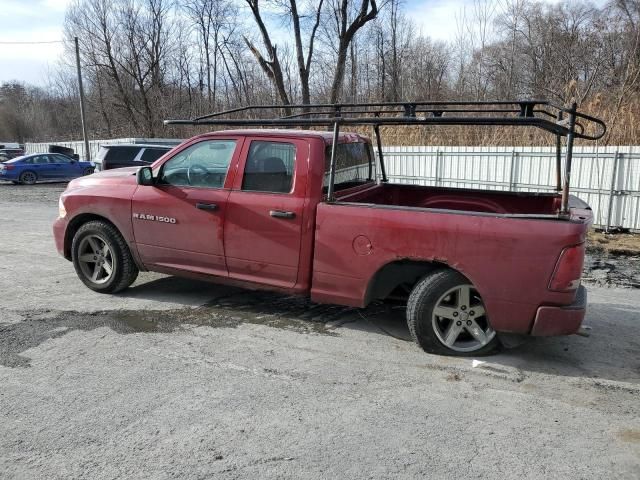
top-left (105, 147), bottom-right (141, 163)
top-left (141, 148), bottom-right (168, 163)
top-left (33, 155), bottom-right (50, 164)
top-left (241, 141), bottom-right (295, 194)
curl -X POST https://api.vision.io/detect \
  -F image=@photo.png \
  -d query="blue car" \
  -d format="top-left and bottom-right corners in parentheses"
top-left (0, 153), bottom-right (94, 185)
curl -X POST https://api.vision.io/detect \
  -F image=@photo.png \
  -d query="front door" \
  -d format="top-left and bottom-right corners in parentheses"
top-left (131, 138), bottom-right (242, 276)
top-left (224, 138), bottom-right (308, 288)
top-left (48, 154), bottom-right (81, 178)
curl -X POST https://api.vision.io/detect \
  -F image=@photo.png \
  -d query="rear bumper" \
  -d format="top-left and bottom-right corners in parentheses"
top-left (530, 286), bottom-right (587, 336)
top-left (0, 170), bottom-right (19, 180)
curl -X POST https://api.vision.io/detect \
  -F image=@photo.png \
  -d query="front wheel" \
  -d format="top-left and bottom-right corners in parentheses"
top-left (407, 270), bottom-right (501, 356)
top-left (71, 220), bottom-right (139, 293)
top-left (82, 167), bottom-right (94, 176)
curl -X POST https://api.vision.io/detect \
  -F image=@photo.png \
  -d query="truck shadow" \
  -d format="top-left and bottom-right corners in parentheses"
top-left (119, 275), bottom-right (640, 386)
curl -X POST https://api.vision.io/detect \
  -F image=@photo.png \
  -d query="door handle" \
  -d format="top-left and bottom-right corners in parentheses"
top-left (196, 202), bottom-right (219, 211)
top-left (270, 210), bottom-right (296, 219)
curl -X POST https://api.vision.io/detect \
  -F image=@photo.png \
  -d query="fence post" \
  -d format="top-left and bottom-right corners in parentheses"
top-left (508, 150), bottom-right (518, 190)
top-left (435, 149), bottom-right (442, 186)
top-left (605, 150), bottom-right (621, 233)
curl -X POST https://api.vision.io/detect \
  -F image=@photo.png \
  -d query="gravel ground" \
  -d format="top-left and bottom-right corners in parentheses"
top-left (1, 182), bottom-right (639, 480)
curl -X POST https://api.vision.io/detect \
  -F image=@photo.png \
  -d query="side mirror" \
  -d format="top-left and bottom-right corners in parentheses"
top-left (137, 166), bottom-right (155, 186)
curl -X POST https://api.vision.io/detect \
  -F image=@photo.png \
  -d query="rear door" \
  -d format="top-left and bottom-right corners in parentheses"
top-left (27, 155), bottom-right (55, 179)
top-left (131, 138), bottom-right (242, 276)
top-left (224, 138), bottom-right (309, 288)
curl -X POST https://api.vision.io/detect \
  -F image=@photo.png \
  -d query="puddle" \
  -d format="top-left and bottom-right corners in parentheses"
top-left (0, 289), bottom-right (393, 368)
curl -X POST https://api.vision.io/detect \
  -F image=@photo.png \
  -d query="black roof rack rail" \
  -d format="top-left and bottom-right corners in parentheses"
top-left (164, 100), bottom-right (606, 141)
top-left (164, 100), bottom-right (606, 216)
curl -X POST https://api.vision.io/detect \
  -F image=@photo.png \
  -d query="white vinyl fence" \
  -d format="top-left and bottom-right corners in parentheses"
top-left (24, 139), bottom-right (640, 231)
top-left (380, 145), bottom-right (640, 232)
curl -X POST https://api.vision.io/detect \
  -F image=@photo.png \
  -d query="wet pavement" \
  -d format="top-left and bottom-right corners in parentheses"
top-left (584, 252), bottom-right (640, 289)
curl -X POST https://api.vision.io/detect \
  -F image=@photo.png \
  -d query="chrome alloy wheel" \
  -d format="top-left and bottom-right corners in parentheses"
top-left (431, 284), bottom-right (495, 353)
top-left (77, 235), bottom-right (114, 284)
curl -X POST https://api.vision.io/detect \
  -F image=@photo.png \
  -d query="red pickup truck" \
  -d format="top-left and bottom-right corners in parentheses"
top-left (53, 101), bottom-right (603, 356)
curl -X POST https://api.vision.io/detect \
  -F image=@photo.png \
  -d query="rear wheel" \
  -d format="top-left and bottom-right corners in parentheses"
top-left (407, 269), bottom-right (501, 356)
top-left (71, 221), bottom-right (138, 293)
top-left (19, 171), bottom-right (37, 185)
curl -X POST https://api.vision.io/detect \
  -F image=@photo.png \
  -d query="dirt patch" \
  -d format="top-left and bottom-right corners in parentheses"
top-left (617, 428), bottom-right (640, 443)
top-left (588, 230), bottom-right (640, 256)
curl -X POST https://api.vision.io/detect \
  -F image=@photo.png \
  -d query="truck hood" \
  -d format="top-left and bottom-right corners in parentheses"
top-left (68, 166), bottom-right (139, 189)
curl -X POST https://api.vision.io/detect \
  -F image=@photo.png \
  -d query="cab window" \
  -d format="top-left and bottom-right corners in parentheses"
top-left (159, 140), bottom-right (236, 188)
top-left (323, 142), bottom-right (374, 191)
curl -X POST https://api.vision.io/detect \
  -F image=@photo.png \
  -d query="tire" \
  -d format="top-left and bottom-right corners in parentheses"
top-left (18, 171), bottom-right (37, 185)
top-left (82, 167), bottom-right (94, 176)
top-left (407, 269), bottom-right (501, 356)
top-left (71, 220), bottom-right (139, 293)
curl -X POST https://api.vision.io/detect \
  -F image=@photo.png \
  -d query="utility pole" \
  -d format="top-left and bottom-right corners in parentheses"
top-left (74, 36), bottom-right (91, 161)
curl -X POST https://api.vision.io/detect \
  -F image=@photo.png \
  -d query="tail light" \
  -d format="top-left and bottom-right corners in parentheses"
top-left (549, 243), bottom-right (585, 292)
top-left (2, 165), bottom-right (15, 170)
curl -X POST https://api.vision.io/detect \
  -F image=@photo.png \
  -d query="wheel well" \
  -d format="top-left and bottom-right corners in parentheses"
top-left (63, 214), bottom-right (117, 260)
top-left (364, 260), bottom-right (454, 305)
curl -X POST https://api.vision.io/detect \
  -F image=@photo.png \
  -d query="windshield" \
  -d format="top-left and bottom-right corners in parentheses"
top-left (323, 142), bottom-right (374, 191)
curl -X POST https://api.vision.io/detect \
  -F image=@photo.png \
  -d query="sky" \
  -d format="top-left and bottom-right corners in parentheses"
top-left (0, 0), bottom-right (610, 87)
top-left (0, 0), bottom-right (71, 86)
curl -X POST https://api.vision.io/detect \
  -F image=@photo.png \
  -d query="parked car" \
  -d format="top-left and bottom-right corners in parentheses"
top-left (0, 148), bottom-right (25, 160)
top-left (53, 98), bottom-right (604, 357)
top-left (0, 152), bottom-right (9, 163)
top-left (93, 144), bottom-right (174, 171)
top-left (0, 153), bottom-right (94, 185)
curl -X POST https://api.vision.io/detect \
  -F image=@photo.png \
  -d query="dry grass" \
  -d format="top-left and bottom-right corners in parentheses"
top-left (587, 230), bottom-right (640, 256)
top-left (163, 96), bottom-right (640, 147)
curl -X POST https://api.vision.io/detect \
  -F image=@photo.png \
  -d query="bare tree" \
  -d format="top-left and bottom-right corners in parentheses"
top-left (325, 0), bottom-right (379, 103)
top-left (183, 0), bottom-right (236, 109)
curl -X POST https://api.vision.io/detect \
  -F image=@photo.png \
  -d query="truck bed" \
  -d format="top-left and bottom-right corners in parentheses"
top-left (336, 183), bottom-right (562, 216)
top-left (312, 182), bottom-right (591, 334)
